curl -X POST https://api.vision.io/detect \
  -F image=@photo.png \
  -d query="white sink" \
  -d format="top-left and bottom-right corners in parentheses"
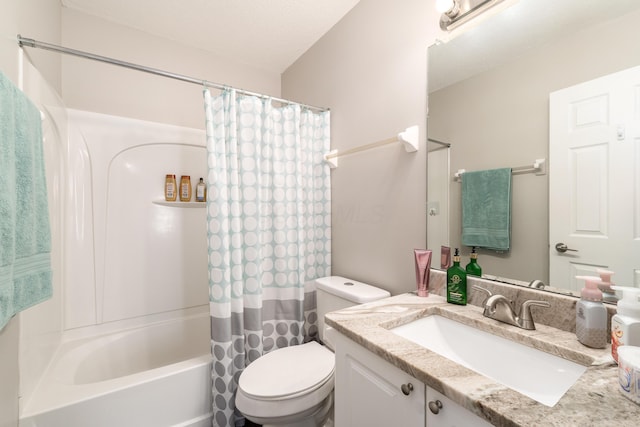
top-left (391, 315), bottom-right (587, 407)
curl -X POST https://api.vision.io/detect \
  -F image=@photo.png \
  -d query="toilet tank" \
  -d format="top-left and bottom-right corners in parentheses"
top-left (315, 276), bottom-right (390, 348)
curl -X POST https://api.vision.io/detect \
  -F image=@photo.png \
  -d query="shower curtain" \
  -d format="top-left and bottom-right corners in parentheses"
top-left (203, 88), bottom-right (331, 426)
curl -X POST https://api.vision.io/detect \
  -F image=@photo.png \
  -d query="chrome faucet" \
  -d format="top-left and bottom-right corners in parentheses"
top-left (473, 286), bottom-right (550, 330)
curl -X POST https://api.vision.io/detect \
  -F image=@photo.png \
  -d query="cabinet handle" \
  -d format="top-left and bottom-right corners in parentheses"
top-left (428, 400), bottom-right (443, 414)
top-left (400, 383), bottom-right (414, 395)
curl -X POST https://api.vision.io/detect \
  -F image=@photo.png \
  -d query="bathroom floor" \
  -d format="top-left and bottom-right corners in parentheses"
top-left (245, 421), bottom-right (261, 427)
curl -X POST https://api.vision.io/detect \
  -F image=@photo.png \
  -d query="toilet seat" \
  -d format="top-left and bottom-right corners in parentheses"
top-left (236, 341), bottom-right (335, 422)
top-left (240, 341), bottom-right (334, 399)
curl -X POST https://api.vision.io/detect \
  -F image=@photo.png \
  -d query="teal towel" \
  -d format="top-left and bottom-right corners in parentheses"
top-left (461, 168), bottom-right (511, 251)
top-left (0, 71), bottom-right (52, 330)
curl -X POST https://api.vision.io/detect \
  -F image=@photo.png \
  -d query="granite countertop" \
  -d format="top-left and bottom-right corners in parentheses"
top-left (324, 292), bottom-right (640, 427)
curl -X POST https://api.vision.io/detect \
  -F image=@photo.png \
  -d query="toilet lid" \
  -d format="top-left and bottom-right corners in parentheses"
top-left (239, 341), bottom-right (334, 400)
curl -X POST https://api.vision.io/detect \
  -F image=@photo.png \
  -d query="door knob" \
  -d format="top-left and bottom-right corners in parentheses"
top-left (400, 383), bottom-right (413, 395)
top-left (555, 243), bottom-right (578, 253)
top-left (428, 399), bottom-right (443, 414)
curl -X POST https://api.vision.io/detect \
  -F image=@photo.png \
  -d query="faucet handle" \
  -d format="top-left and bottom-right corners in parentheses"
top-left (473, 285), bottom-right (492, 304)
top-left (519, 300), bottom-right (550, 330)
top-left (528, 279), bottom-right (546, 289)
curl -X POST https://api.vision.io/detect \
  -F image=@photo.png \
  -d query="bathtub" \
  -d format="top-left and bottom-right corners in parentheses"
top-left (19, 308), bottom-right (212, 427)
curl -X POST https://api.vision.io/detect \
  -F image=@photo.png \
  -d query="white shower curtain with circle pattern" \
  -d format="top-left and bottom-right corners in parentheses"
top-left (203, 88), bottom-right (331, 426)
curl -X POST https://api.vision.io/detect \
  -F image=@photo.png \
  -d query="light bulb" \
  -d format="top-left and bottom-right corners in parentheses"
top-left (435, 0), bottom-right (455, 13)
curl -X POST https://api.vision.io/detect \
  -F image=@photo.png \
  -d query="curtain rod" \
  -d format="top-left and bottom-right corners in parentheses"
top-left (17, 35), bottom-right (329, 113)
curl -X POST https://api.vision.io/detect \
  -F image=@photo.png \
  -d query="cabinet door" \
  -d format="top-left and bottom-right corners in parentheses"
top-left (332, 331), bottom-right (425, 427)
top-left (426, 387), bottom-right (493, 427)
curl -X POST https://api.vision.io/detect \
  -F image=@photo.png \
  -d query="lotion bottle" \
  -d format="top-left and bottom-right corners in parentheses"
top-left (440, 246), bottom-right (451, 269)
top-left (414, 249), bottom-right (432, 297)
top-left (611, 286), bottom-right (640, 363)
top-left (195, 177), bottom-right (207, 202)
top-left (597, 268), bottom-right (616, 303)
top-left (575, 276), bottom-right (607, 349)
top-left (447, 248), bottom-right (467, 305)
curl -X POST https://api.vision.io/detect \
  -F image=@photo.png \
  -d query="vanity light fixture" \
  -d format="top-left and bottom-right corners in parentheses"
top-left (436, 0), bottom-right (459, 15)
top-left (438, 0), bottom-right (507, 31)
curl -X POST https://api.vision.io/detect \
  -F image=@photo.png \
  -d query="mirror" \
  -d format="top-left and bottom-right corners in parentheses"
top-left (427, 0), bottom-right (640, 300)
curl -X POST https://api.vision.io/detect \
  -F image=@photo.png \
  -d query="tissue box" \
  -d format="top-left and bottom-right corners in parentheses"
top-left (618, 346), bottom-right (640, 405)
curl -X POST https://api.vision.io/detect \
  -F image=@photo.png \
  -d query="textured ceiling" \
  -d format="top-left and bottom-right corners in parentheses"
top-left (61, 0), bottom-right (361, 74)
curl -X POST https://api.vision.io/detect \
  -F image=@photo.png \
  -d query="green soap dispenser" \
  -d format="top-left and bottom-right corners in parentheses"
top-left (465, 246), bottom-right (482, 277)
top-left (447, 248), bottom-right (467, 305)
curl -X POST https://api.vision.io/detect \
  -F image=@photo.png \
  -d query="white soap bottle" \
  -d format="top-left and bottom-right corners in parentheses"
top-left (575, 276), bottom-right (608, 349)
top-left (611, 286), bottom-right (640, 363)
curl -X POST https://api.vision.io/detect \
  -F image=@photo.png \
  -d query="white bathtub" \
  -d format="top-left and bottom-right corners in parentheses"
top-left (19, 309), bottom-right (212, 427)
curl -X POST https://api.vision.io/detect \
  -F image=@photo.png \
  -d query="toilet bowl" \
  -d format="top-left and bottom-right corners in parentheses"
top-left (235, 341), bottom-right (335, 427)
top-left (235, 276), bottom-right (390, 427)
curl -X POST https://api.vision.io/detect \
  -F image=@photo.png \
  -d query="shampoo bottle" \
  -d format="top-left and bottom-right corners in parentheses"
top-left (465, 246), bottom-right (482, 277)
top-left (611, 286), bottom-right (640, 363)
top-left (165, 174), bottom-right (177, 201)
top-left (179, 175), bottom-right (192, 202)
top-left (447, 248), bottom-right (467, 305)
top-left (575, 276), bottom-right (607, 349)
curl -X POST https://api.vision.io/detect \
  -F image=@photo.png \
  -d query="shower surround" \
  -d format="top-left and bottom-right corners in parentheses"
top-left (20, 109), bottom-right (213, 426)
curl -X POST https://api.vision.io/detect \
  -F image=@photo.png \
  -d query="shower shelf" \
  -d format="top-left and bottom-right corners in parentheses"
top-left (152, 200), bottom-right (206, 208)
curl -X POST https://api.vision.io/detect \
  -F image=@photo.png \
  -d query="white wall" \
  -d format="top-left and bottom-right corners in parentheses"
top-left (0, 1), bottom-right (61, 425)
top-left (61, 7), bottom-right (281, 130)
top-left (0, 320), bottom-right (19, 427)
top-left (282, 0), bottom-right (441, 294)
top-left (0, 0), bottom-right (61, 91)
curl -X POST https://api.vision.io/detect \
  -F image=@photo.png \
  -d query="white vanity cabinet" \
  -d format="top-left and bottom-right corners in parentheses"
top-left (426, 387), bottom-right (493, 427)
top-left (331, 330), bottom-right (425, 426)
top-left (331, 329), bottom-right (494, 427)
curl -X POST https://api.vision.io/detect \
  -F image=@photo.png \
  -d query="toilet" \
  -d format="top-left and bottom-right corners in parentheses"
top-left (235, 276), bottom-right (390, 427)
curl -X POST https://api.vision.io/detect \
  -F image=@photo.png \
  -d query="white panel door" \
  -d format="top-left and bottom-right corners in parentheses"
top-left (549, 65), bottom-right (640, 291)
